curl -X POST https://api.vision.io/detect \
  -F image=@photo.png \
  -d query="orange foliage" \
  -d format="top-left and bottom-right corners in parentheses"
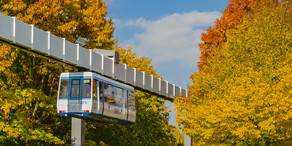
top-left (0, 0), bottom-right (114, 49)
top-left (197, 0), bottom-right (283, 72)
top-left (179, 1), bottom-right (292, 144)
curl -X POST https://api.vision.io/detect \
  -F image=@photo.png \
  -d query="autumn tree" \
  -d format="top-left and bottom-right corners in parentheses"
top-left (0, 0), bottom-right (114, 144)
top-left (0, 44), bottom-right (73, 144)
top-left (176, 2), bottom-right (292, 145)
top-left (197, 0), bottom-right (287, 71)
top-left (0, 0), bottom-right (114, 49)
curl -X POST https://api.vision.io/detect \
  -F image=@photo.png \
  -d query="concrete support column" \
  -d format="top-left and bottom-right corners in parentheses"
top-left (184, 135), bottom-right (193, 146)
top-left (71, 117), bottom-right (85, 146)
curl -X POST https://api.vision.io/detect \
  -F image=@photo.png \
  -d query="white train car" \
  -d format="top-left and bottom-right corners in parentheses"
top-left (57, 72), bottom-right (136, 124)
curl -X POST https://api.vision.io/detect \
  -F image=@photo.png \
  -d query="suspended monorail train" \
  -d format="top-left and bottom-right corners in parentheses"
top-left (57, 72), bottom-right (136, 124)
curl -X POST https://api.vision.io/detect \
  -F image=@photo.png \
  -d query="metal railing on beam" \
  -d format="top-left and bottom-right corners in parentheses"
top-left (0, 13), bottom-right (187, 100)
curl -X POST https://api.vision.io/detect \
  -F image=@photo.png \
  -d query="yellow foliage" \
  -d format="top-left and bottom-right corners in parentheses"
top-left (176, 2), bottom-right (292, 145)
top-left (1, 0), bottom-right (114, 49)
top-left (0, 88), bottom-right (64, 144)
top-left (0, 0), bottom-right (114, 144)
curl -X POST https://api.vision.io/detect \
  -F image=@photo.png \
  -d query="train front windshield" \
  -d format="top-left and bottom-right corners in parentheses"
top-left (58, 79), bottom-right (92, 99)
top-left (71, 79), bottom-right (80, 98)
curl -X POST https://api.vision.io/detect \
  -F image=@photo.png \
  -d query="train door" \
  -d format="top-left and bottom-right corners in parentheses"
top-left (92, 79), bottom-right (98, 113)
top-left (127, 91), bottom-right (136, 122)
top-left (103, 84), bottom-right (112, 116)
top-left (68, 78), bottom-right (82, 112)
top-left (99, 82), bottom-right (105, 114)
top-left (81, 78), bottom-right (91, 114)
top-left (115, 87), bottom-right (124, 119)
top-left (123, 89), bottom-right (127, 120)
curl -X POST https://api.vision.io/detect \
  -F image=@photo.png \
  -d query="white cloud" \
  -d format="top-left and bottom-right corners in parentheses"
top-left (116, 11), bottom-right (221, 67)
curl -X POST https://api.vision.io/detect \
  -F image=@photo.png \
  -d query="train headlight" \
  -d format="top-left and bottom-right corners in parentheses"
top-left (84, 110), bottom-right (90, 113)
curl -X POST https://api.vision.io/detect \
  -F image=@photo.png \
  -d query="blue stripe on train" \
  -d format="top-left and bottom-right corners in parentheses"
top-left (58, 112), bottom-right (91, 116)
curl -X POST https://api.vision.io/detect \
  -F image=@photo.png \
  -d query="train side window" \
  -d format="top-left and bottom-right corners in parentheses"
top-left (71, 79), bottom-right (80, 98)
top-left (124, 90), bottom-right (128, 108)
top-left (128, 91), bottom-right (135, 110)
top-left (59, 79), bottom-right (69, 99)
top-left (104, 83), bottom-right (108, 102)
top-left (99, 82), bottom-right (104, 101)
top-left (115, 87), bottom-right (123, 106)
top-left (93, 79), bottom-right (97, 99)
top-left (82, 79), bottom-right (91, 98)
top-left (107, 85), bottom-right (115, 104)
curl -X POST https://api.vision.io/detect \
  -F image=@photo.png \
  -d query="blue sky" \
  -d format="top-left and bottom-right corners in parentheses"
top-left (106, 0), bottom-right (229, 125)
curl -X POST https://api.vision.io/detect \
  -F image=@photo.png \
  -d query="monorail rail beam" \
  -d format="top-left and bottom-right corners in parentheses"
top-left (0, 12), bottom-right (188, 100)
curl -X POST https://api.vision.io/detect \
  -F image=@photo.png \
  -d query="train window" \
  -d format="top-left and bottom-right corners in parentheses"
top-left (128, 92), bottom-right (135, 110)
top-left (104, 83), bottom-right (108, 102)
top-left (116, 87), bottom-right (123, 106)
top-left (59, 79), bottom-right (69, 99)
top-left (93, 79), bottom-right (97, 99)
top-left (124, 90), bottom-right (128, 107)
top-left (99, 82), bottom-right (104, 101)
top-left (82, 79), bottom-right (91, 98)
top-left (106, 85), bottom-right (115, 104)
top-left (71, 79), bottom-right (80, 98)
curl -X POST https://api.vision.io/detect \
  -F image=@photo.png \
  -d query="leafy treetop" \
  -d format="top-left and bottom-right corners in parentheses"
top-left (176, 2), bottom-right (292, 145)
